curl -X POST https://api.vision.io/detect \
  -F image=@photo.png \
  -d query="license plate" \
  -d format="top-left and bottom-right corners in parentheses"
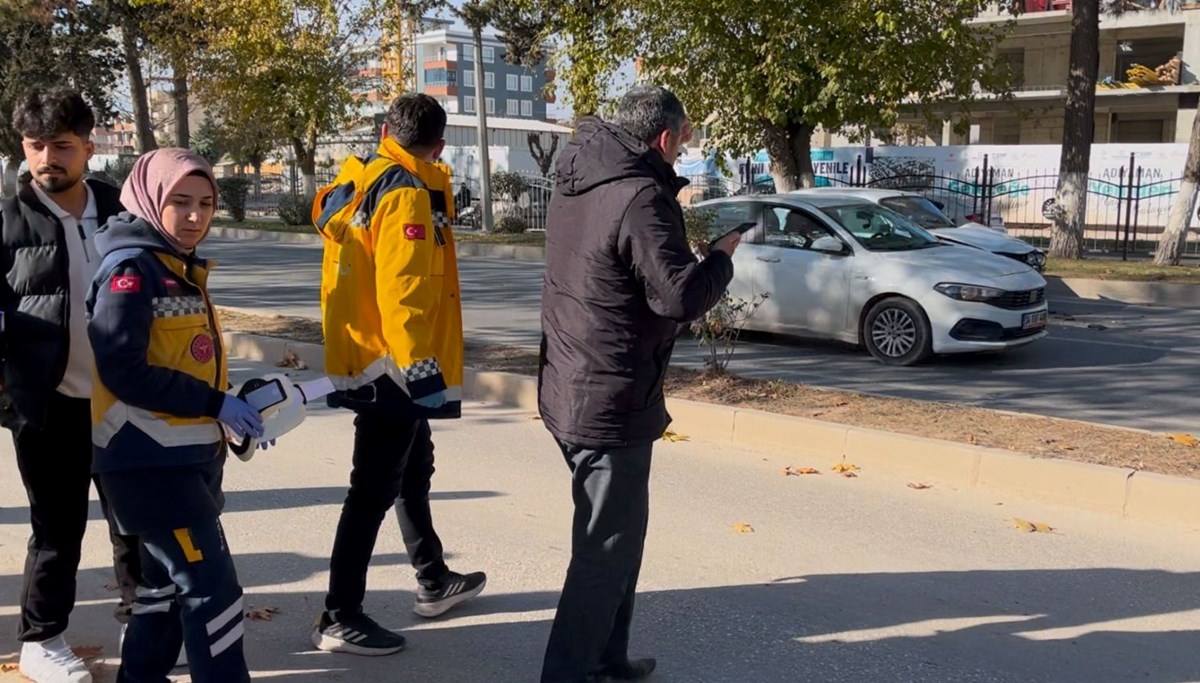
top-left (1022, 311), bottom-right (1048, 330)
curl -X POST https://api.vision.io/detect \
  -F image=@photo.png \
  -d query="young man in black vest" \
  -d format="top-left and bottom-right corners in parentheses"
top-left (1, 87), bottom-right (140, 683)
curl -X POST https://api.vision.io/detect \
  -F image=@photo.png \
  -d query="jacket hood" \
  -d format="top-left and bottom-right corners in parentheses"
top-left (555, 117), bottom-right (688, 197)
top-left (95, 211), bottom-right (192, 261)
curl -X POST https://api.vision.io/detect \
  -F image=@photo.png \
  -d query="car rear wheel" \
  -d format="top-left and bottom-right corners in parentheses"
top-left (863, 297), bottom-right (933, 366)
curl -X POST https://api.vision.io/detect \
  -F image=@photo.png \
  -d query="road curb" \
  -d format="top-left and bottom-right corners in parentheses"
top-left (208, 228), bottom-right (1200, 308)
top-left (1047, 277), bottom-right (1200, 309)
top-left (222, 331), bottom-right (1200, 530)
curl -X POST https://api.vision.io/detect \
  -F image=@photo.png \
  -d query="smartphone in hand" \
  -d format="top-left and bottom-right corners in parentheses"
top-left (708, 222), bottom-right (756, 250)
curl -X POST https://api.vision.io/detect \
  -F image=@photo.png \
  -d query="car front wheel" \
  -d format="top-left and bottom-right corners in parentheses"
top-left (863, 297), bottom-right (933, 366)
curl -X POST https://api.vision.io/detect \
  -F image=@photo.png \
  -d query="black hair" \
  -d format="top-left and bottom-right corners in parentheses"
top-left (384, 94), bottom-right (447, 150)
top-left (12, 87), bottom-right (95, 140)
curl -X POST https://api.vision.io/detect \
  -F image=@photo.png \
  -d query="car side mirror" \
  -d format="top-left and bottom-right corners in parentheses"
top-left (811, 236), bottom-right (848, 255)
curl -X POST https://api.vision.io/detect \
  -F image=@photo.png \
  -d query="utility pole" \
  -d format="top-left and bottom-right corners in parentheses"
top-left (472, 26), bottom-right (493, 231)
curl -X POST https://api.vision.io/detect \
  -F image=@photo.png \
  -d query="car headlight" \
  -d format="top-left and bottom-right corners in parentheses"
top-left (935, 283), bottom-right (1006, 302)
top-left (1027, 251), bottom-right (1047, 267)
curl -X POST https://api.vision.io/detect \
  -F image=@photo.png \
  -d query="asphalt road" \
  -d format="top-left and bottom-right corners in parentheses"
top-left (202, 237), bottom-right (1200, 433)
top-left (2, 358), bottom-right (1200, 682)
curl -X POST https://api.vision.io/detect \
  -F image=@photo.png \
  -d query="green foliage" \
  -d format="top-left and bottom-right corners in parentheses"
top-left (538, 0), bottom-right (1017, 188)
top-left (493, 212), bottom-right (530, 234)
top-left (0, 1), bottom-right (122, 164)
top-left (491, 171), bottom-right (531, 201)
top-left (276, 193), bottom-right (314, 226)
top-left (217, 176), bottom-right (251, 222)
top-left (191, 117), bottom-right (224, 166)
top-left (96, 156), bottom-right (137, 189)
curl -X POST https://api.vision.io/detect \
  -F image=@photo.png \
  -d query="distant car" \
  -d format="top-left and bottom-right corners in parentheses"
top-left (790, 187), bottom-right (1045, 272)
top-left (694, 194), bottom-right (1049, 366)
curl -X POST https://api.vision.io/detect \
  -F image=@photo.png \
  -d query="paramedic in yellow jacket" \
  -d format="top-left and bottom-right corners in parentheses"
top-left (88, 149), bottom-right (269, 682)
top-left (309, 94), bottom-right (486, 656)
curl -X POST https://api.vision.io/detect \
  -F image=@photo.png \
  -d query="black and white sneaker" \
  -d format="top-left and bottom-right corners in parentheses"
top-left (311, 610), bottom-right (406, 656)
top-left (413, 571), bottom-right (487, 618)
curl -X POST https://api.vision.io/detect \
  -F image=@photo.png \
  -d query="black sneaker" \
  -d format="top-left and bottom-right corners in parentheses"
top-left (413, 570), bottom-right (487, 618)
top-left (311, 610), bottom-right (406, 656)
top-left (589, 658), bottom-right (658, 682)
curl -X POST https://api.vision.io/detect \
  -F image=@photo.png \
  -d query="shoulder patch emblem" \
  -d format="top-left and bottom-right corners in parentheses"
top-left (110, 274), bottom-right (141, 293)
top-left (404, 223), bottom-right (426, 241)
top-left (190, 333), bottom-right (215, 363)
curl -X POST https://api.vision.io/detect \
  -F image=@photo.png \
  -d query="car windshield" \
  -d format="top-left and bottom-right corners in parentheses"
top-left (878, 196), bottom-right (957, 230)
top-left (820, 203), bottom-right (942, 251)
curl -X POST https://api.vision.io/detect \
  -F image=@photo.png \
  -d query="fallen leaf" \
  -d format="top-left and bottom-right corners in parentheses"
top-left (0, 663), bottom-right (18, 673)
top-left (732, 523), bottom-right (754, 533)
top-left (104, 581), bottom-right (119, 592)
top-left (1169, 433), bottom-right (1200, 448)
top-left (71, 645), bottom-right (103, 661)
top-left (967, 434), bottom-right (977, 445)
top-left (840, 471), bottom-right (858, 478)
top-left (833, 400), bottom-right (849, 407)
top-left (245, 606), bottom-right (281, 621)
top-left (662, 430), bottom-right (689, 442)
top-left (276, 350), bottom-right (308, 370)
top-left (907, 482), bottom-right (932, 490)
top-left (1011, 518), bottom-right (1054, 534)
top-left (528, 415), bottom-right (542, 421)
top-left (831, 462), bottom-right (860, 474)
top-left (782, 466), bottom-right (820, 476)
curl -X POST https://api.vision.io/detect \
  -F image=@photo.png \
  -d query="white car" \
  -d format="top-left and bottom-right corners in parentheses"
top-left (695, 194), bottom-right (1049, 366)
top-left (790, 187), bottom-right (1045, 272)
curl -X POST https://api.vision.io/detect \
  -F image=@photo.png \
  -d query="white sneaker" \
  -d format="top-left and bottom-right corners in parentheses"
top-left (119, 623), bottom-right (188, 669)
top-left (19, 635), bottom-right (93, 683)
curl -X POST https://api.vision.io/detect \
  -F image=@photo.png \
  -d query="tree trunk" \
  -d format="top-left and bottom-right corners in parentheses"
top-left (252, 163), bottom-right (263, 201)
top-left (172, 65), bottom-right (190, 150)
top-left (292, 130), bottom-right (318, 197)
top-left (762, 121), bottom-right (815, 192)
top-left (122, 23), bottom-right (156, 154)
top-left (1049, 0), bottom-right (1099, 260)
top-left (2, 158), bottom-right (19, 198)
top-left (1153, 111), bottom-right (1200, 265)
top-left (473, 27), bottom-right (494, 231)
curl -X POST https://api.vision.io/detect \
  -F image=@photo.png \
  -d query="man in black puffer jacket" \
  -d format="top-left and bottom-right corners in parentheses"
top-left (0, 88), bottom-right (140, 683)
top-left (538, 85), bottom-right (740, 682)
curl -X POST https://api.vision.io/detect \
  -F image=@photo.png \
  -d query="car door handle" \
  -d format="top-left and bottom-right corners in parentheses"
top-left (756, 256), bottom-right (781, 263)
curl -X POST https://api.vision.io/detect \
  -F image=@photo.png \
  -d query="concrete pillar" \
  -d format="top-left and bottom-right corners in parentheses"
top-left (1182, 13), bottom-right (1200, 86)
top-left (1177, 107), bottom-right (1197, 144)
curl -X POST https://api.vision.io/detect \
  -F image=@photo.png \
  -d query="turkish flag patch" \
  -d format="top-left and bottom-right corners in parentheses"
top-left (403, 223), bottom-right (426, 241)
top-left (110, 274), bottom-right (141, 293)
top-left (190, 333), bottom-right (215, 363)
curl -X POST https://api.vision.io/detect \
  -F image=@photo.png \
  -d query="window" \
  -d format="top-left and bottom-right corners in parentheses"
top-left (484, 72), bottom-right (495, 89)
top-left (762, 207), bottom-right (842, 251)
top-left (464, 96), bottom-right (476, 113)
top-left (521, 75), bottom-right (533, 92)
top-left (423, 68), bottom-right (456, 86)
top-left (507, 99), bottom-right (520, 116)
top-left (711, 203), bottom-right (762, 243)
top-left (521, 100), bottom-right (533, 117)
top-left (444, 99), bottom-right (459, 114)
top-left (463, 69), bottom-right (476, 87)
top-left (486, 97), bottom-right (495, 114)
top-left (482, 46), bottom-right (495, 63)
top-left (507, 74), bottom-right (519, 91)
top-left (462, 44), bottom-right (474, 61)
top-left (878, 196), bottom-right (956, 230)
top-left (819, 203), bottom-right (938, 252)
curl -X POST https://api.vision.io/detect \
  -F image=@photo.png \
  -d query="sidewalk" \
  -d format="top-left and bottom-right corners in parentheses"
top-left (3, 357), bottom-right (1200, 682)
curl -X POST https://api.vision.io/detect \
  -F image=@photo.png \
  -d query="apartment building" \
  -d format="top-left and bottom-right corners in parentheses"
top-left (375, 18), bottom-right (555, 120)
top-left (952, 1), bottom-right (1200, 145)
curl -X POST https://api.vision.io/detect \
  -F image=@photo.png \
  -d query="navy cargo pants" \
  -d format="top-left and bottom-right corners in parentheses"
top-left (116, 516), bottom-right (249, 683)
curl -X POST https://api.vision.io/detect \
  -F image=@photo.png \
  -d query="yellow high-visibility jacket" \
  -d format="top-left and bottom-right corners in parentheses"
top-left (313, 138), bottom-right (464, 418)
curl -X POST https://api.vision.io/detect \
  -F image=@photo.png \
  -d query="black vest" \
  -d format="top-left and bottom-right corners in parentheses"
top-left (0, 178), bottom-right (124, 428)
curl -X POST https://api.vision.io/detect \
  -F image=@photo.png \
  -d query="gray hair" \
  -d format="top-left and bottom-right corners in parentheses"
top-left (612, 85), bottom-right (687, 145)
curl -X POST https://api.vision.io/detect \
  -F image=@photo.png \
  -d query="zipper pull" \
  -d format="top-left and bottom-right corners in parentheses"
top-left (77, 225), bottom-right (92, 263)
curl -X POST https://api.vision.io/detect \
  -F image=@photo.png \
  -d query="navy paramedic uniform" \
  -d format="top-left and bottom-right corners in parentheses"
top-left (86, 212), bottom-right (249, 683)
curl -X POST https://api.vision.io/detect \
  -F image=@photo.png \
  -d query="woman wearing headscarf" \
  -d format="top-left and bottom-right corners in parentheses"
top-left (86, 148), bottom-right (264, 683)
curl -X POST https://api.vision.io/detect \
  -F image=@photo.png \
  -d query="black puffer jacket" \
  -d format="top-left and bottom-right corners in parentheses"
top-left (538, 118), bottom-right (734, 448)
top-left (0, 178), bottom-right (124, 428)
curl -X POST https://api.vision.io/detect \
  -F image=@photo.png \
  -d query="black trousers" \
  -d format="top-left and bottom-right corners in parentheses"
top-left (541, 440), bottom-right (653, 683)
top-left (325, 414), bottom-right (448, 614)
top-left (13, 392), bottom-right (141, 642)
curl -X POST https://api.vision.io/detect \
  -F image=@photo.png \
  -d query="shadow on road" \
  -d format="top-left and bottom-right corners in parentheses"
top-left (2, 565), bottom-right (1196, 682)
